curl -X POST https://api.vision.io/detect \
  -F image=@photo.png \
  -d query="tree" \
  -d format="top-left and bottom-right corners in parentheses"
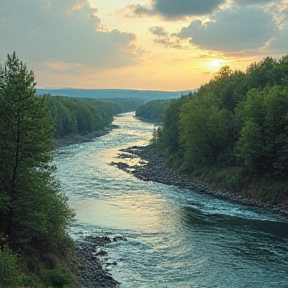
top-left (246, 56), bottom-right (277, 90)
top-left (236, 86), bottom-right (288, 177)
top-left (157, 97), bottom-right (188, 158)
top-left (179, 92), bottom-right (231, 171)
top-left (0, 53), bottom-right (74, 285)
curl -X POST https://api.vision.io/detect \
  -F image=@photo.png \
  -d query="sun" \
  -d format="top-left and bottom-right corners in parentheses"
top-left (204, 59), bottom-right (226, 68)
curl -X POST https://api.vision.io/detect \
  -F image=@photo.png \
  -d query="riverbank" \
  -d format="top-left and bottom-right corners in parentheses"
top-left (111, 145), bottom-right (288, 217)
top-left (74, 236), bottom-right (122, 288)
top-left (54, 125), bottom-right (122, 287)
top-left (55, 125), bottom-right (119, 148)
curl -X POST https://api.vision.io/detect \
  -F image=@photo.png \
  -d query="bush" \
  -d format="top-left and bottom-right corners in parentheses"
top-left (0, 246), bottom-right (28, 287)
top-left (45, 268), bottom-right (72, 288)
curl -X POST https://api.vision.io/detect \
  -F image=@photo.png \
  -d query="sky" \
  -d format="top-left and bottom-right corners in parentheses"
top-left (0, 0), bottom-right (287, 91)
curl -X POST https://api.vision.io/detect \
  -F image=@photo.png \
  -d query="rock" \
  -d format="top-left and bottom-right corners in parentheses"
top-left (96, 250), bottom-right (108, 256)
top-left (113, 236), bottom-right (127, 242)
top-left (111, 145), bottom-right (288, 219)
top-left (75, 235), bottom-right (122, 287)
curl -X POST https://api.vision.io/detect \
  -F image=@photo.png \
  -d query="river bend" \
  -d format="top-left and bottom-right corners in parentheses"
top-left (54, 112), bottom-right (288, 288)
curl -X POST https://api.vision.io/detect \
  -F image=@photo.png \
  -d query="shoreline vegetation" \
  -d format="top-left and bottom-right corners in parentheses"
top-left (0, 53), bottom-right (76, 288)
top-left (54, 124), bottom-right (119, 149)
top-left (135, 56), bottom-right (288, 210)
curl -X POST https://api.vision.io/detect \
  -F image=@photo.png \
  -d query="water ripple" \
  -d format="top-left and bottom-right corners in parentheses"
top-left (54, 112), bottom-right (288, 288)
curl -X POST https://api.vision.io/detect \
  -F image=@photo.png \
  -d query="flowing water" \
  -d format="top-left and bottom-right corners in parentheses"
top-left (54, 112), bottom-right (288, 288)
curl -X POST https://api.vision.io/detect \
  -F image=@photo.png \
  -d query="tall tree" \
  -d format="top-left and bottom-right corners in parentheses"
top-left (179, 92), bottom-right (231, 171)
top-left (0, 53), bottom-right (74, 284)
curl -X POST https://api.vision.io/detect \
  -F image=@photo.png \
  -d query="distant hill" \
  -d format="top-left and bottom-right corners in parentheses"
top-left (36, 88), bottom-right (194, 100)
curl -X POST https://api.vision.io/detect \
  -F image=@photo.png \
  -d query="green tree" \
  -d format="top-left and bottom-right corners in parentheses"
top-left (157, 97), bottom-right (188, 158)
top-left (246, 56), bottom-right (277, 90)
top-left (179, 92), bottom-right (231, 171)
top-left (198, 67), bottom-right (248, 113)
top-left (236, 86), bottom-right (288, 177)
top-left (135, 99), bottom-right (171, 121)
top-left (0, 53), bottom-right (74, 285)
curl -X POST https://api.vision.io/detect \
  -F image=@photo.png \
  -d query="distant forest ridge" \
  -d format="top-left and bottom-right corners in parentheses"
top-left (36, 88), bottom-right (195, 100)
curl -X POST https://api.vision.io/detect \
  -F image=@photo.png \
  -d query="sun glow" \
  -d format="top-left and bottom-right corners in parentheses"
top-left (204, 59), bottom-right (226, 68)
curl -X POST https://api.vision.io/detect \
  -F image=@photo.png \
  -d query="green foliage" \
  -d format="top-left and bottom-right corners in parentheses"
top-left (0, 53), bottom-right (75, 286)
top-left (179, 92), bottom-right (231, 170)
top-left (45, 96), bottom-right (144, 139)
top-left (198, 67), bottom-right (248, 112)
top-left (45, 96), bottom-right (115, 138)
top-left (104, 98), bottom-right (145, 113)
top-left (236, 86), bottom-right (288, 177)
top-left (135, 99), bottom-right (171, 121)
top-left (44, 268), bottom-right (72, 288)
top-left (157, 97), bottom-right (189, 158)
top-left (0, 245), bottom-right (28, 287)
top-left (156, 54), bottom-right (288, 204)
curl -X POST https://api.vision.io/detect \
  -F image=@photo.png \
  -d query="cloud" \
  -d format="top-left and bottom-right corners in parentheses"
top-left (149, 26), bottom-right (169, 37)
top-left (233, 0), bottom-right (274, 6)
top-left (177, 7), bottom-right (277, 53)
top-left (274, 1), bottom-right (288, 29)
top-left (265, 29), bottom-right (288, 56)
top-left (148, 26), bottom-right (183, 49)
top-left (127, 0), bottom-right (226, 19)
top-left (153, 0), bottom-right (226, 18)
top-left (127, 4), bottom-right (155, 17)
top-left (0, 0), bottom-right (140, 69)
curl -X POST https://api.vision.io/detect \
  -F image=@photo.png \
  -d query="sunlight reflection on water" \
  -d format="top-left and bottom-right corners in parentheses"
top-left (54, 112), bottom-right (288, 288)
top-left (69, 193), bottom-right (169, 234)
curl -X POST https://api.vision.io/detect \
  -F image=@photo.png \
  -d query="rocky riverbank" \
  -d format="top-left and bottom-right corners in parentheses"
top-left (74, 235), bottom-right (124, 288)
top-left (111, 145), bottom-right (288, 217)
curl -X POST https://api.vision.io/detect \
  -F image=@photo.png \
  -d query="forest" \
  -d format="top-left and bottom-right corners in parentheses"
top-left (135, 99), bottom-right (172, 122)
top-left (45, 95), bottom-right (144, 140)
top-left (143, 56), bottom-right (288, 204)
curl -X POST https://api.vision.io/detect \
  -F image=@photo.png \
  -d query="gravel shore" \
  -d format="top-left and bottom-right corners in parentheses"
top-left (74, 236), bottom-right (123, 288)
top-left (111, 145), bottom-right (288, 218)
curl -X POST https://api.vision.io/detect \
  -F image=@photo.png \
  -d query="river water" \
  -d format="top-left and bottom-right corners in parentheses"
top-left (54, 112), bottom-right (288, 288)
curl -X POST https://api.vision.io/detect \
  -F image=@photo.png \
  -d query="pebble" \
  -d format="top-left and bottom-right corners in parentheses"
top-left (113, 145), bottom-right (288, 218)
top-left (74, 236), bottom-right (121, 288)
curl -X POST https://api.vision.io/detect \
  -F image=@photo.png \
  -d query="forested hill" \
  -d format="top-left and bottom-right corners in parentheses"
top-left (39, 88), bottom-right (193, 142)
top-left (152, 55), bottom-right (288, 205)
top-left (135, 99), bottom-right (173, 122)
top-left (44, 95), bottom-right (144, 140)
top-left (36, 88), bottom-right (190, 100)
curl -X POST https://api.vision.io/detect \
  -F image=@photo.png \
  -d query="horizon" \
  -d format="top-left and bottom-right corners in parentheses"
top-left (36, 87), bottom-right (195, 93)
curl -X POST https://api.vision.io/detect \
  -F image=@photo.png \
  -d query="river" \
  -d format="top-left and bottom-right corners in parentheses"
top-left (54, 112), bottom-right (288, 288)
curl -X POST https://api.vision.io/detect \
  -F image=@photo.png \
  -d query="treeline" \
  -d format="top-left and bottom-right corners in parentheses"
top-left (154, 56), bottom-right (288, 204)
top-left (45, 95), bottom-right (143, 139)
top-left (135, 99), bottom-right (172, 121)
top-left (45, 96), bottom-right (120, 138)
top-left (45, 96), bottom-right (144, 139)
